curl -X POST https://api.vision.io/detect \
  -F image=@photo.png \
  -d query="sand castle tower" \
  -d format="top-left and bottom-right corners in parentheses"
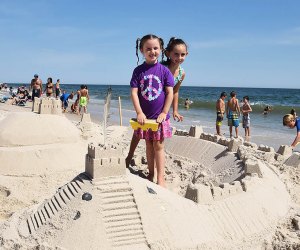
top-left (85, 143), bottom-right (126, 179)
top-left (32, 97), bottom-right (62, 114)
top-left (79, 113), bottom-right (93, 139)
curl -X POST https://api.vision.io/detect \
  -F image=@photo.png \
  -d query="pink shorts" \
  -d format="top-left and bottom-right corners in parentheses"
top-left (134, 119), bottom-right (172, 141)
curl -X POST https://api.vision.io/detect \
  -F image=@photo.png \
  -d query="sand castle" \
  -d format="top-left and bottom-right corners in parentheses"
top-left (32, 97), bottom-right (62, 115)
top-left (0, 112), bottom-right (299, 249)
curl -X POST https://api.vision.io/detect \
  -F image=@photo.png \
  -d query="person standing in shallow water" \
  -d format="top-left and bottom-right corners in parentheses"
top-left (226, 91), bottom-right (240, 138)
top-left (241, 96), bottom-right (252, 138)
top-left (216, 92), bottom-right (227, 136)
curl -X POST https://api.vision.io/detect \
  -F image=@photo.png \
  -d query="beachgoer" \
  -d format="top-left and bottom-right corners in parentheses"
top-left (60, 91), bottom-right (74, 112)
top-left (130, 34), bottom-right (174, 187)
top-left (184, 98), bottom-right (192, 109)
top-left (283, 109), bottom-right (300, 148)
top-left (55, 79), bottom-right (61, 98)
top-left (241, 96), bottom-right (252, 138)
top-left (216, 92), bottom-right (227, 136)
top-left (44, 77), bottom-right (54, 97)
top-left (226, 91), bottom-right (241, 138)
top-left (30, 74), bottom-right (42, 100)
top-left (263, 105), bottom-right (271, 115)
top-left (79, 85), bottom-right (89, 114)
top-left (126, 37), bottom-right (188, 168)
top-left (71, 99), bottom-right (79, 113)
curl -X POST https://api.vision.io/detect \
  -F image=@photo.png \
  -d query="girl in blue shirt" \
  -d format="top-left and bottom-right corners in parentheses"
top-left (283, 109), bottom-right (300, 148)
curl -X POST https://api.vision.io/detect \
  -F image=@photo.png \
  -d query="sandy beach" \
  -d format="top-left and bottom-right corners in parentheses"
top-left (0, 100), bottom-right (299, 249)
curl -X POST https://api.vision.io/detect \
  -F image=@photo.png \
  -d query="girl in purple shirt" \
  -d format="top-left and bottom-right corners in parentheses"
top-left (130, 34), bottom-right (174, 187)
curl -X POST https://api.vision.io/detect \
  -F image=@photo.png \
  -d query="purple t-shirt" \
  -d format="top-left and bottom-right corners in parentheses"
top-left (130, 62), bottom-right (174, 119)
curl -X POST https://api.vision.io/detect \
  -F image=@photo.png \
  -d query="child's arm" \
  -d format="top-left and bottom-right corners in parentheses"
top-left (172, 74), bottom-right (185, 122)
top-left (236, 100), bottom-right (241, 116)
top-left (243, 103), bottom-right (252, 114)
top-left (291, 131), bottom-right (300, 147)
top-left (157, 86), bottom-right (173, 123)
top-left (131, 88), bottom-right (146, 125)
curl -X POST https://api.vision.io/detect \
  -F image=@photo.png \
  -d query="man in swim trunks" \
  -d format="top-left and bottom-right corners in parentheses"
top-left (216, 91), bottom-right (227, 136)
top-left (226, 91), bottom-right (241, 138)
top-left (79, 84), bottom-right (89, 114)
top-left (30, 74), bottom-right (42, 101)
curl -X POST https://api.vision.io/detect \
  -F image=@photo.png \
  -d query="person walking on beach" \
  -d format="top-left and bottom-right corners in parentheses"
top-left (55, 79), bottom-right (61, 98)
top-left (79, 85), bottom-right (89, 114)
top-left (226, 91), bottom-right (240, 138)
top-left (30, 74), bottom-right (42, 100)
top-left (130, 34), bottom-right (174, 187)
top-left (216, 92), bottom-right (227, 136)
top-left (241, 96), bottom-right (252, 138)
top-left (44, 77), bottom-right (54, 97)
top-left (283, 109), bottom-right (300, 148)
top-left (126, 37), bottom-right (188, 168)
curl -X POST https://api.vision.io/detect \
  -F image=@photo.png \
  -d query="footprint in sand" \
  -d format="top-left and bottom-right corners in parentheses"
top-left (0, 186), bottom-right (12, 220)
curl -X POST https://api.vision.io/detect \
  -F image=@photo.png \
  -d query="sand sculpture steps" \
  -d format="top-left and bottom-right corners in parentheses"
top-left (93, 176), bottom-right (148, 248)
top-left (24, 175), bottom-right (85, 236)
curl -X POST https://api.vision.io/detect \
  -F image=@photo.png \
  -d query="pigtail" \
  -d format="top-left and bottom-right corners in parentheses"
top-left (291, 109), bottom-right (297, 118)
top-left (159, 37), bottom-right (165, 62)
top-left (136, 38), bottom-right (140, 65)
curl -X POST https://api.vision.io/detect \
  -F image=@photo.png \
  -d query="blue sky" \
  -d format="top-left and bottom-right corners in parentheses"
top-left (0, 0), bottom-right (299, 88)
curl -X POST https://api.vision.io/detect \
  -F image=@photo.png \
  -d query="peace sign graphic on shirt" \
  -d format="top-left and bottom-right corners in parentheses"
top-left (140, 74), bottom-right (163, 101)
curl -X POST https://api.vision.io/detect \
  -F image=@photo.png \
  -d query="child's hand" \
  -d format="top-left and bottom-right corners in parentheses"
top-left (173, 111), bottom-right (183, 122)
top-left (137, 112), bottom-right (146, 125)
top-left (157, 112), bottom-right (167, 123)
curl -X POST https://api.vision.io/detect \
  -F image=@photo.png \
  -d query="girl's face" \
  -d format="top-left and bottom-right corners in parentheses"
top-left (286, 120), bottom-right (295, 129)
top-left (168, 44), bottom-right (188, 66)
top-left (140, 38), bottom-right (161, 64)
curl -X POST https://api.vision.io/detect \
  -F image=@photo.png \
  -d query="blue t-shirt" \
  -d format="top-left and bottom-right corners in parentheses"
top-left (130, 62), bottom-right (174, 119)
top-left (60, 93), bottom-right (70, 102)
top-left (296, 117), bottom-right (300, 132)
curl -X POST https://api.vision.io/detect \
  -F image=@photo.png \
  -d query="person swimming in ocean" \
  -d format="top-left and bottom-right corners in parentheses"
top-left (184, 98), bottom-right (192, 109)
top-left (263, 105), bottom-right (272, 115)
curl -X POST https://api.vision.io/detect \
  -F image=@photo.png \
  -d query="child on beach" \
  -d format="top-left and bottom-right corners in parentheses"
top-left (226, 91), bottom-right (241, 138)
top-left (216, 92), bottom-right (227, 136)
top-left (241, 96), bottom-right (252, 138)
top-left (130, 34), bottom-right (174, 187)
top-left (79, 85), bottom-right (89, 114)
top-left (283, 109), bottom-right (300, 148)
top-left (60, 91), bottom-right (74, 112)
top-left (126, 37), bottom-right (188, 169)
top-left (163, 37), bottom-right (188, 121)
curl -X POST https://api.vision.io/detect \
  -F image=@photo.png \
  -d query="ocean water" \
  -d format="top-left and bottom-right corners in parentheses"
top-left (8, 83), bottom-right (300, 150)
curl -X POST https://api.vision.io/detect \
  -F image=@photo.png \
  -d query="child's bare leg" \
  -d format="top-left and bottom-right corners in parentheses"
top-left (126, 133), bottom-right (140, 167)
top-left (229, 126), bottom-right (233, 137)
top-left (216, 125), bottom-right (220, 135)
top-left (235, 127), bottom-right (238, 138)
top-left (153, 140), bottom-right (166, 187)
top-left (145, 140), bottom-right (155, 182)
